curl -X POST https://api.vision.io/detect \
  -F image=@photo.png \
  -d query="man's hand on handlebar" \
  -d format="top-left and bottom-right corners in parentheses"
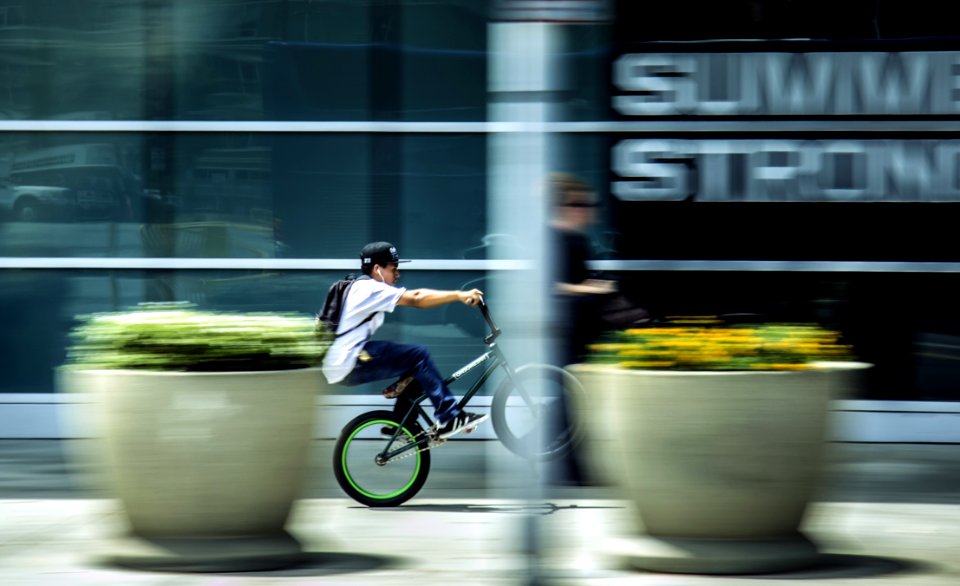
top-left (458, 288), bottom-right (484, 307)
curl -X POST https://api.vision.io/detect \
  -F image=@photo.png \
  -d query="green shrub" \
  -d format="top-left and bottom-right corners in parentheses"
top-left (66, 303), bottom-right (333, 372)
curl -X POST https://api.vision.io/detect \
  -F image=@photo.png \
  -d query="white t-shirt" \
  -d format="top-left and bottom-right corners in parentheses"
top-left (321, 278), bottom-right (406, 384)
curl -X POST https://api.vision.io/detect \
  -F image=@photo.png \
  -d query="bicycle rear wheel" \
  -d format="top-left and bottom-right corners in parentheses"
top-left (333, 410), bottom-right (431, 507)
top-left (491, 364), bottom-right (585, 461)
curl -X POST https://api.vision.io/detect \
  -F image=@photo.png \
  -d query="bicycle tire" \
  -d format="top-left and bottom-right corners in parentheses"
top-left (491, 364), bottom-right (585, 461)
top-left (333, 410), bottom-right (431, 507)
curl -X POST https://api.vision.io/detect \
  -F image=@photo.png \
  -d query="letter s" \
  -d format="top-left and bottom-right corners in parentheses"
top-left (613, 54), bottom-right (696, 116)
top-left (612, 140), bottom-right (690, 201)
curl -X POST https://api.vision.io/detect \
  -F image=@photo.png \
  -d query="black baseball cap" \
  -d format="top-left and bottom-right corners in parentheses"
top-left (360, 241), bottom-right (410, 268)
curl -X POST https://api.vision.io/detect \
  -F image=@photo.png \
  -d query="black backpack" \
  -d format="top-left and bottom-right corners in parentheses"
top-left (316, 274), bottom-right (375, 337)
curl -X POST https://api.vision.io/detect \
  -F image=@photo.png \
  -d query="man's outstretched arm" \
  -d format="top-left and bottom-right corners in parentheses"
top-left (398, 288), bottom-right (483, 309)
top-left (555, 278), bottom-right (617, 296)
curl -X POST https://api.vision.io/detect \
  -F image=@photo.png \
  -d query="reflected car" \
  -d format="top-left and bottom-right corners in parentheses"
top-left (0, 178), bottom-right (76, 222)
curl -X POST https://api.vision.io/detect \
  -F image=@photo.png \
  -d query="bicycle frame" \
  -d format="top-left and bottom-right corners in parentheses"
top-left (377, 298), bottom-right (524, 462)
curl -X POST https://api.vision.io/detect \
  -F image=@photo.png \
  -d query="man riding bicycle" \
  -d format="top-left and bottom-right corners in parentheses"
top-left (321, 241), bottom-right (489, 439)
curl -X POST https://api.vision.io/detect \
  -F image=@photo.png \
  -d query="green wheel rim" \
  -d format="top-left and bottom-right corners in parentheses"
top-left (341, 419), bottom-right (421, 500)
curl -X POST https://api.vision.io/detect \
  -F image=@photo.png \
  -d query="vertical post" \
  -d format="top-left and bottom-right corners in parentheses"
top-left (488, 4), bottom-right (611, 582)
top-left (488, 21), bottom-right (557, 364)
top-left (488, 16), bottom-right (560, 586)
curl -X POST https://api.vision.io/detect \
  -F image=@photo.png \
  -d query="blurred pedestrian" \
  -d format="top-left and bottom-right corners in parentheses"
top-left (546, 174), bottom-right (652, 485)
top-left (545, 174), bottom-right (620, 486)
top-left (549, 173), bottom-right (619, 367)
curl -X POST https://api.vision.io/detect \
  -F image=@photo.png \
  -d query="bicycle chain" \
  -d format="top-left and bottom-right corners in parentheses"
top-left (380, 430), bottom-right (446, 464)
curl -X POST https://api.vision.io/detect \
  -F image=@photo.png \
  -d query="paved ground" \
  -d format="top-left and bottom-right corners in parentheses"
top-left (0, 440), bottom-right (959, 585)
top-left (4, 440), bottom-right (960, 503)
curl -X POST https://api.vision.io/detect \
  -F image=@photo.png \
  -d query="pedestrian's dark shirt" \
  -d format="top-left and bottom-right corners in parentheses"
top-left (552, 227), bottom-right (592, 286)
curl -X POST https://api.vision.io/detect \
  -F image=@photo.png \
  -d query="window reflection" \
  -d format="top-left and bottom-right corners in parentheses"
top-left (0, 133), bottom-right (488, 259)
top-left (6, 142), bottom-right (139, 222)
top-left (0, 0), bottom-right (489, 122)
top-left (187, 146), bottom-right (271, 218)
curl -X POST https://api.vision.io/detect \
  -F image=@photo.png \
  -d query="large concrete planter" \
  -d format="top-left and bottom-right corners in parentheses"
top-left (568, 362), bottom-right (869, 575)
top-left (59, 366), bottom-right (325, 572)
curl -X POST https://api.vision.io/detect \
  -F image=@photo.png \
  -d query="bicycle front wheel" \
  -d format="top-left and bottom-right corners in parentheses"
top-left (491, 364), bottom-right (585, 461)
top-left (333, 410), bottom-right (431, 507)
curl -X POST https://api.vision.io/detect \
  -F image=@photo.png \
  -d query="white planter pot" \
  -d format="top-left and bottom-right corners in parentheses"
top-left (58, 366), bottom-right (326, 572)
top-left (569, 362), bottom-right (870, 575)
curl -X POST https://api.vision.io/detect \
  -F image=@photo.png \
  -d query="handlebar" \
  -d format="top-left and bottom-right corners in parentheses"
top-left (477, 296), bottom-right (502, 345)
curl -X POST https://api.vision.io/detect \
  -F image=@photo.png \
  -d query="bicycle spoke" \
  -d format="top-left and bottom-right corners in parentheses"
top-left (340, 419), bottom-right (425, 501)
top-left (492, 364), bottom-right (584, 461)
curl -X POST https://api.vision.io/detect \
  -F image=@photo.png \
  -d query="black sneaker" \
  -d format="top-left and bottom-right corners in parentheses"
top-left (433, 411), bottom-right (489, 440)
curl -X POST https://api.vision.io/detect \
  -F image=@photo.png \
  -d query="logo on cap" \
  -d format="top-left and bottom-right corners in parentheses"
top-left (360, 241), bottom-right (408, 267)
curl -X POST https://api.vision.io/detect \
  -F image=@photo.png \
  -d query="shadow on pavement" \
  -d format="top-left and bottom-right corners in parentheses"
top-left (356, 502), bottom-right (626, 515)
top-left (742, 554), bottom-right (926, 580)
top-left (209, 552), bottom-right (406, 578)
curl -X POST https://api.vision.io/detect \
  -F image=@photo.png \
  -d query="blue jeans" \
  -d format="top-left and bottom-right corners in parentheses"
top-left (341, 341), bottom-right (461, 423)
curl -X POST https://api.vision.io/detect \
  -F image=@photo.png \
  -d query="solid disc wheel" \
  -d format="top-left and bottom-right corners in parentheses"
top-left (491, 364), bottom-right (585, 461)
top-left (332, 410), bottom-right (431, 507)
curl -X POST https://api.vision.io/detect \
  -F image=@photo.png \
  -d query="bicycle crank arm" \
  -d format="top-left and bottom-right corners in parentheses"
top-left (378, 432), bottom-right (447, 465)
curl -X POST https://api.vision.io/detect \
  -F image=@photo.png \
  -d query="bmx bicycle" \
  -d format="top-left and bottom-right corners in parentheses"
top-left (332, 298), bottom-right (584, 507)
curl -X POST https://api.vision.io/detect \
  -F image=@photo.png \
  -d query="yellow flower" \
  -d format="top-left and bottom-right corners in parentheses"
top-left (589, 316), bottom-right (854, 372)
top-left (619, 360), bottom-right (677, 369)
top-left (750, 363), bottom-right (811, 371)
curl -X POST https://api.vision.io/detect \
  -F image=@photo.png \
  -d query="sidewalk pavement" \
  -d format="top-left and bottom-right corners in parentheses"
top-left (2, 498), bottom-right (960, 585)
top-left (1, 441), bottom-right (959, 585)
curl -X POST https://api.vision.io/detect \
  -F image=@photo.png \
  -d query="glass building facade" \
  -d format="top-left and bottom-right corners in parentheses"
top-left (2, 0), bottom-right (960, 407)
top-left (0, 1), bottom-right (500, 396)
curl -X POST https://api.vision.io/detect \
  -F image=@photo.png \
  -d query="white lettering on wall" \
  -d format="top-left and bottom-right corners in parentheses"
top-left (612, 139), bottom-right (960, 202)
top-left (613, 51), bottom-right (960, 116)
